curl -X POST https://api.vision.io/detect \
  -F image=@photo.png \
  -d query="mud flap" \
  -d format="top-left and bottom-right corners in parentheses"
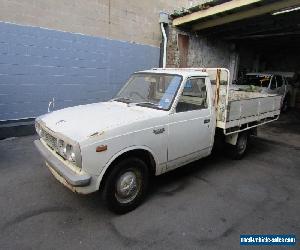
top-left (225, 133), bottom-right (239, 145)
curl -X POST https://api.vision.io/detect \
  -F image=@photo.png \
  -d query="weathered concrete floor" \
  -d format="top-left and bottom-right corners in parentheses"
top-left (0, 111), bottom-right (299, 250)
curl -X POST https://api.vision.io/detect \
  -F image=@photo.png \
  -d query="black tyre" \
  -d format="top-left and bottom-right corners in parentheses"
top-left (281, 95), bottom-right (289, 113)
top-left (228, 132), bottom-right (248, 160)
top-left (102, 157), bottom-right (149, 214)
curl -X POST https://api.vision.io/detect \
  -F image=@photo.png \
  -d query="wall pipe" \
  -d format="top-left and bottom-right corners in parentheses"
top-left (160, 23), bottom-right (167, 68)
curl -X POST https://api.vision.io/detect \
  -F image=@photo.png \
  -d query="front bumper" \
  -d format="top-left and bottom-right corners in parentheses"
top-left (34, 139), bottom-right (91, 187)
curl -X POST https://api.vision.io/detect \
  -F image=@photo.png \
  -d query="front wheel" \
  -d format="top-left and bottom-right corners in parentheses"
top-left (281, 95), bottom-right (289, 113)
top-left (228, 132), bottom-right (248, 160)
top-left (102, 157), bottom-right (149, 214)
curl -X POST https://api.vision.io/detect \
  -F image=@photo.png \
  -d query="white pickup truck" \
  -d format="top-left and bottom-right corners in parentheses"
top-left (34, 68), bottom-right (282, 213)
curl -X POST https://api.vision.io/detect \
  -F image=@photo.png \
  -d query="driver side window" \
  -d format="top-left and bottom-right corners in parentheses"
top-left (176, 78), bottom-right (207, 113)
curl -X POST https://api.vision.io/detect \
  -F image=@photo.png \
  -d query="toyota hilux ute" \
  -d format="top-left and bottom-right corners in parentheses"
top-left (34, 68), bottom-right (282, 214)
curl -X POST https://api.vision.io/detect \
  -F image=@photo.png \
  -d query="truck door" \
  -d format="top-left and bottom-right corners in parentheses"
top-left (167, 77), bottom-right (214, 170)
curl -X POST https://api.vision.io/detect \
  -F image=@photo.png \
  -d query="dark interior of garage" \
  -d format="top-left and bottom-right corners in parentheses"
top-left (208, 10), bottom-right (300, 77)
top-left (172, 0), bottom-right (300, 108)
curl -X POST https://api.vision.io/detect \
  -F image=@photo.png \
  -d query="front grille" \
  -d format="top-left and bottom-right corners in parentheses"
top-left (38, 125), bottom-right (80, 169)
top-left (42, 129), bottom-right (58, 152)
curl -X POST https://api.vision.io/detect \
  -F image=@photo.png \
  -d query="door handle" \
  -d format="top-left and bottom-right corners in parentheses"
top-left (204, 118), bottom-right (210, 124)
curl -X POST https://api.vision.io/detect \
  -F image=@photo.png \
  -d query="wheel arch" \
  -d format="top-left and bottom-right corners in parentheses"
top-left (96, 146), bottom-right (158, 190)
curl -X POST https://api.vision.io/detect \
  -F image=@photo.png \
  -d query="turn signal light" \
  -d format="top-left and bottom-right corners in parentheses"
top-left (96, 145), bottom-right (107, 152)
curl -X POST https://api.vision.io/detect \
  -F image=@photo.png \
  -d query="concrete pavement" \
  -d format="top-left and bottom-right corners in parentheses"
top-left (0, 112), bottom-right (299, 249)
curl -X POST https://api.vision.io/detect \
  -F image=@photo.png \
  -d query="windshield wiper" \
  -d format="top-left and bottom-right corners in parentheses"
top-left (113, 98), bottom-right (160, 108)
top-left (134, 101), bottom-right (159, 108)
top-left (111, 97), bottom-right (133, 103)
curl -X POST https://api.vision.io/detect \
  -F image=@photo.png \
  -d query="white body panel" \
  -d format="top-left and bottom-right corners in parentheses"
top-left (225, 93), bottom-right (281, 122)
top-left (167, 108), bottom-right (213, 171)
top-left (40, 101), bottom-right (165, 142)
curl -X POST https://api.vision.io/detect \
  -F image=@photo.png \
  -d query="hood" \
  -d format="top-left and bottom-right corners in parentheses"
top-left (39, 101), bottom-right (165, 142)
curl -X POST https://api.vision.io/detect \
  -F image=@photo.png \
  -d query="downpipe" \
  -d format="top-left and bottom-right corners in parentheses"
top-left (160, 23), bottom-right (167, 68)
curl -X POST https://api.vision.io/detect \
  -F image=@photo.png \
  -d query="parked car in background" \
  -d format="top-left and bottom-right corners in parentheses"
top-left (265, 71), bottom-right (298, 87)
top-left (233, 73), bottom-right (289, 111)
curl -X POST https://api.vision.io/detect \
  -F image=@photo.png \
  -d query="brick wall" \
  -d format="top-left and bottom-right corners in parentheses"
top-left (0, 22), bottom-right (159, 120)
top-left (0, 0), bottom-right (191, 121)
top-left (166, 26), bottom-right (238, 81)
top-left (0, 0), bottom-right (192, 121)
top-left (0, 0), bottom-right (189, 47)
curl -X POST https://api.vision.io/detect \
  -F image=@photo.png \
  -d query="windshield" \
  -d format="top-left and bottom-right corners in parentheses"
top-left (238, 75), bottom-right (271, 87)
top-left (114, 73), bottom-right (182, 110)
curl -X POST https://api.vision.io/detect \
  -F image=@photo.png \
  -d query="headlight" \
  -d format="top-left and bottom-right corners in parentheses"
top-left (57, 139), bottom-right (65, 156)
top-left (66, 144), bottom-right (76, 163)
top-left (57, 139), bottom-right (76, 164)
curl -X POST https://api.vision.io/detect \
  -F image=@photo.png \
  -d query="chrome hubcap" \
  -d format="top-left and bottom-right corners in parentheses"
top-left (115, 171), bottom-right (140, 204)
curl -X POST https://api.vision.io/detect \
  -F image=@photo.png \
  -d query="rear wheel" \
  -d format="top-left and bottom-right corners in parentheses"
top-left (102, 157), bottom-right (149, 214)
top-left (281, 95), bottom-right (289, 113)
top-left (228, 132), bottom-right (248, 160)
